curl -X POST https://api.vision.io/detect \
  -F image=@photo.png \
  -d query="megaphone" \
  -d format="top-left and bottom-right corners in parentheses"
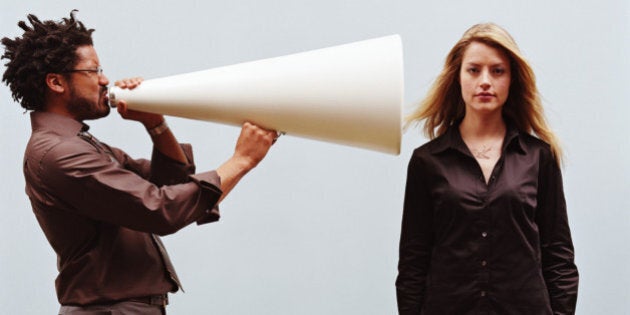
top-left (108, 35), bottom-right (403, 155)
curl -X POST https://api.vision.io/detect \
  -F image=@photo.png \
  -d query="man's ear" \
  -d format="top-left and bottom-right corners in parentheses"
top-left (45, 73), bottom-right (67, 94)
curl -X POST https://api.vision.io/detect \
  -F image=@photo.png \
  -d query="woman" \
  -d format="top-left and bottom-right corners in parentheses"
top-left (396, 23), bottom-right (578, 314)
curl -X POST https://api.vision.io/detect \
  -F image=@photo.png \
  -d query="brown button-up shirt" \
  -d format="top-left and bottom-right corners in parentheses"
top-left (24, 111), bottom-right (223, 305)
top-left (396, 122), bottom-right (578, 314)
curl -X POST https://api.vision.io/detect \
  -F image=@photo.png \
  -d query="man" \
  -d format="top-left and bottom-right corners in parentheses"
top-left (2, 11), bottom-right (277, 314)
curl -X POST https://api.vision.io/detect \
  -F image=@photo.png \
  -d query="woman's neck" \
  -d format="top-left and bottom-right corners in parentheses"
top-left (459, 112), bottom-right (506, 183)
top-left (459, 112), bottom-right (506, 140)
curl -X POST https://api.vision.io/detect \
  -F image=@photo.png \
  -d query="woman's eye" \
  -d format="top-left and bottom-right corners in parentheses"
top-left (493, 68), bottom-right (505, 74)
top-left (467, 68), bottom-right (479, 74)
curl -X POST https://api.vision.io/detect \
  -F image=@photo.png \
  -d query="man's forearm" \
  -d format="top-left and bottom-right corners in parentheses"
top-left (215, 156), bottom-right (256, 203)
top-left (146, 119), bottom-right (188, 164)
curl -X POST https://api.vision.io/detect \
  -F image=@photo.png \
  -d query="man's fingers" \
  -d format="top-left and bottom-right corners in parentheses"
top-left (114, 77), bottom-right (144, 89)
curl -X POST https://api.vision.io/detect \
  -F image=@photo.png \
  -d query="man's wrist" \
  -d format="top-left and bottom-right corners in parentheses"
top-left (147, 120), bottom-right (169, 137)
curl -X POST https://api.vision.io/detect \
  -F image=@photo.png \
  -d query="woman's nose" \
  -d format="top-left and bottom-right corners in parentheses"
top-left (479, 70), bottom-right (491, 89)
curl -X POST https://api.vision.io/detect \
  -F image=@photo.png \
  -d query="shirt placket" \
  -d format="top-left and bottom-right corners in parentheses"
top-left (78, 130), bottom-right (184, 292)
top-left (477, 173), bottom-right (491, 310)
top-left (151, 234), bottom-right (185, 292)
top-left (77, 131), bottom-right (119, 164)
top-left (478, 158), bottom-right (504, 312)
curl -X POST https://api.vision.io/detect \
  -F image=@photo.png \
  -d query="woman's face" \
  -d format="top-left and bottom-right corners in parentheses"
top-left (459, 41), bottom-right (511, 116)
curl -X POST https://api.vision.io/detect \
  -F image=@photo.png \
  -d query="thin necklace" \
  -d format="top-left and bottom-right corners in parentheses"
top-left (472, 144), bottom-right (492, 159)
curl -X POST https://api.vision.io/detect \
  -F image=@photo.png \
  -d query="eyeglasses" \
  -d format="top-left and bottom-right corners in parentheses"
top-left (63, 66), bottom-right (104, 76)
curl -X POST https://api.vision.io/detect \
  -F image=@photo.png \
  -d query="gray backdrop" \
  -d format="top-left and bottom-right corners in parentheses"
top-left (1, 1), bottom-right (628, 314)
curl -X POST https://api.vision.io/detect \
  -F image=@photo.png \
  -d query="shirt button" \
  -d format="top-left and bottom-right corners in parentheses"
top-left (480, 291), bottom-right (487, 297)
top-left (481, 260), bottom-right (487, 267)
top-left (481, 232), bottom-right (488, 238)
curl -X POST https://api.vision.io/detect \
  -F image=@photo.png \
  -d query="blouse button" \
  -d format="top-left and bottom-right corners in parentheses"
top-left (481, 232), bottom-right (488, 238)
top-left (481, 260), bottom-right (487, 267)
top-left (480, 291), bottom-right (487, 297)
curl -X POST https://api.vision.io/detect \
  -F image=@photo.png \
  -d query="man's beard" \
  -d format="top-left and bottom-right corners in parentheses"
top-left (66, 85), bottom-right (110, 121)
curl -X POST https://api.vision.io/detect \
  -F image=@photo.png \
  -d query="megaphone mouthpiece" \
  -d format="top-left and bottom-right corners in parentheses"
top-left (108, 89), bottom-right (118, 108)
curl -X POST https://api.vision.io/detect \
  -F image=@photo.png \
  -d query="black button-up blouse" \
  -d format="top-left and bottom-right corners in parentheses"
top-left (396, 122), bottom-right (578, 315)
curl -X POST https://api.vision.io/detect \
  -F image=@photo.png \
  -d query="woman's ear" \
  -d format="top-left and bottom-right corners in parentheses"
top-left (45, 73), bottom-right (67, 94)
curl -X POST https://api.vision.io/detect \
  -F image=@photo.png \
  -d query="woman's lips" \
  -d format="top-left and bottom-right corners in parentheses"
top-left (475, 93), bottom-right (495, 101)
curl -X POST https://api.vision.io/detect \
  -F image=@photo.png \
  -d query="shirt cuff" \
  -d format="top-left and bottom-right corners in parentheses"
top-left (150, 144), bottom-right (196, 185)
top-left (190, 171), bottom-right (223, 225)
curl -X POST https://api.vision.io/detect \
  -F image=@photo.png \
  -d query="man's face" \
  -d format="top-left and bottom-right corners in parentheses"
top-left (65, 45), bottom-right (111, 121)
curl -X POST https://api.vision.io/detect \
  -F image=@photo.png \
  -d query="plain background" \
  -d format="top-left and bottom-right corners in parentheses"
top-left (1, 1), bottom-right (628, 314)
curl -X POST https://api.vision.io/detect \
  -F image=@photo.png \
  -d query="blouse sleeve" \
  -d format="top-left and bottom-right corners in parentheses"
top-left (396, 152), bottom-right (434, 314)
top-left (536, 149), bottom-right (579, 314)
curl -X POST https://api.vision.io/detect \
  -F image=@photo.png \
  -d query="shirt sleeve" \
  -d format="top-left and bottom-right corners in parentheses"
top-left (107, 143), bottom-right (196, 184)
top-left (396, 152), bottom-right (434, 314)
top-left (536, 149), bottom-right (579, 314)
top-left (40, 139), bottom-right (223, 235)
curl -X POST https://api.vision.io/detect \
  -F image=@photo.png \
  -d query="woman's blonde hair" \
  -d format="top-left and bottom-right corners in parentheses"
top-left (406, 23), bottom-right (562, 163)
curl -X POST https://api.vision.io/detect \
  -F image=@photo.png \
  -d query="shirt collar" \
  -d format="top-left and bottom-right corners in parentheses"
top-left (429, 119), bottom-right (526, 156)
top-left (30, 111), bottom-right (90, 136)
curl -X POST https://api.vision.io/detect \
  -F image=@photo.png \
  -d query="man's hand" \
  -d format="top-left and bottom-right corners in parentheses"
top-left (216, 122), bottom-right (277, 202)
top-left (114, 77), bottom-right (164, 129)
top-left (233, 122), bottom-right (278, 169)
top-left (113, 77), bottom-right (187, 163)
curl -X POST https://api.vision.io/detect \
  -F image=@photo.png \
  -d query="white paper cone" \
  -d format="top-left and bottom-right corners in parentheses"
top-left (109, 35), bottom-right (404, 154)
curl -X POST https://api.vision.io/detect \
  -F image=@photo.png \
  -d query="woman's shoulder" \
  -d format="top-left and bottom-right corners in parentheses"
top-left (406, 134), bottom-right (451, 172)
top-left (517, 132), bottom-right (552, 153)
top-left (411, 132), bottom-right (450, 156)
top-left (515, 132), bottom-right (557, 165)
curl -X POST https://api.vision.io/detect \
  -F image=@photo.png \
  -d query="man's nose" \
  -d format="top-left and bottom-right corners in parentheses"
top-left (99, 73), bottom-right (110, 86)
